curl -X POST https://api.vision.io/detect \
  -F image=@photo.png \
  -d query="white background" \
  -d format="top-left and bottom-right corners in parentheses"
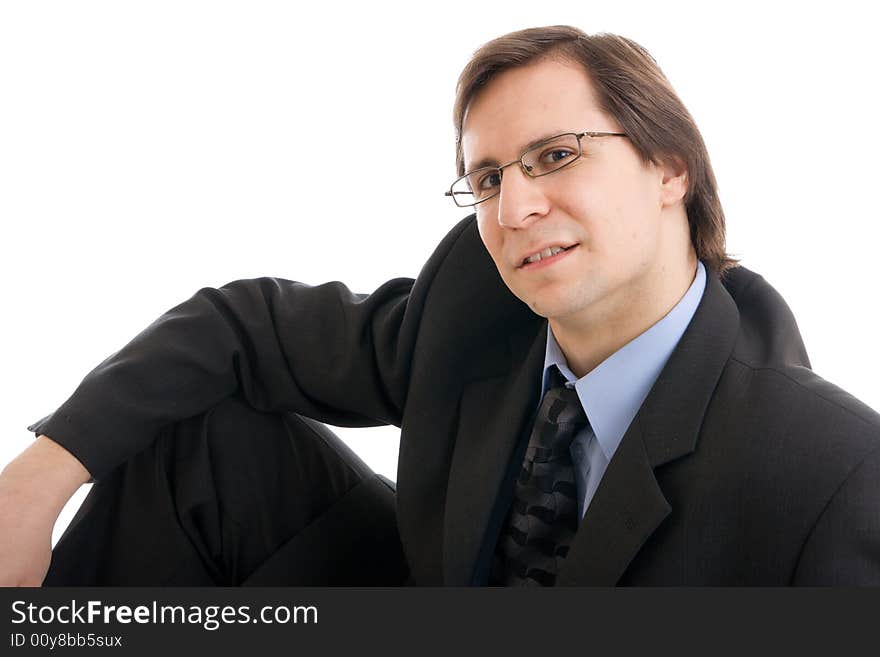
top-left (1, 0), bottom-right (878, 546)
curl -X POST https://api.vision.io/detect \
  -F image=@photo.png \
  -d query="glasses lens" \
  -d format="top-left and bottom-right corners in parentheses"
top-left (450, 167), bottom-right (501, 207)
top-left (522, 133), bottom-right (581, 176)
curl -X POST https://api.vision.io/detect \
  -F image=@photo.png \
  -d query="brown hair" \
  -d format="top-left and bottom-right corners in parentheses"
top-left (453, 25), bottom-right (738, 276)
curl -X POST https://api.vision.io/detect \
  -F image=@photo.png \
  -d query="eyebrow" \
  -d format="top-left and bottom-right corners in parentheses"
top-left (465, 130), bottom-right (568, 172)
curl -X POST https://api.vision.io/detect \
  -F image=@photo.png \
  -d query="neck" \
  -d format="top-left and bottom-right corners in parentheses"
top-left (550, 252), bottom-right (699, 378)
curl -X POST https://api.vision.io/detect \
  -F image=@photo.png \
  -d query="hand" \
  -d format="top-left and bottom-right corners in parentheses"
top-left (0, 435), bottom-right (91, 586)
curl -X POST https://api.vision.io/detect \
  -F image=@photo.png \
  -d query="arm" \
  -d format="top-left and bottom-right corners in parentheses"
top-left (25, 216), bottom-right (475, 481)
top-left (28, 276), bottom-right (415, 481)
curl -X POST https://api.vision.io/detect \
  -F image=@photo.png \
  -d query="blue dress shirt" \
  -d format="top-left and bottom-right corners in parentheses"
top-left (541, 260), bottom-right (707, 520)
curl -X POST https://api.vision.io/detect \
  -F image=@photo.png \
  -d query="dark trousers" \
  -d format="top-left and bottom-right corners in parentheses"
top-left (43, 396), bottom-right (410, 586)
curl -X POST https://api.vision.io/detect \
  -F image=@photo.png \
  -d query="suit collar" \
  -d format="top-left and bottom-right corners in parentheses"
top-left (442, 269), bottom-right (740, 585)
top-left (637, 269), bottom-right (740, 468)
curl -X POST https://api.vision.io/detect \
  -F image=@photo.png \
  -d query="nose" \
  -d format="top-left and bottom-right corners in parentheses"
top-left (495, 162), bottom-right (550, 229)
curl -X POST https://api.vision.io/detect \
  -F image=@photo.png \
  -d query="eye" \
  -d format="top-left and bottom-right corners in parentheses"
top-left (477, 170), bottom-right (502, 190)
top-left (541, 148), bottom-right (577, 165)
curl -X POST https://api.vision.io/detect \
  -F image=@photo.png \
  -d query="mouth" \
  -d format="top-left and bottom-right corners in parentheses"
top-left (517, 243), bottom-right (578, 270)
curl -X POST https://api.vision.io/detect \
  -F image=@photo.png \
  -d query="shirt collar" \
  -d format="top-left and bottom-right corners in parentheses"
top-left (542, 260), bottom-right (707, 460)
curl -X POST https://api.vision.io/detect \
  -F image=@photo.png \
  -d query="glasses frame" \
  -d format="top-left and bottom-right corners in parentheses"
top-left (445, 130), bottom-right (627, 208)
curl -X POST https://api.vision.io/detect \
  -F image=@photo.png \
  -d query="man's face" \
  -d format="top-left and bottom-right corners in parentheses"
top-left (460, 57), bottom-right (685, 330)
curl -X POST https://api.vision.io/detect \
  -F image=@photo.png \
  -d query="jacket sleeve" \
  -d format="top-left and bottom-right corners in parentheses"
top-left (791, 446), bottom-right (880, 585)
top-left (27, 217), bottom-right (474, 482)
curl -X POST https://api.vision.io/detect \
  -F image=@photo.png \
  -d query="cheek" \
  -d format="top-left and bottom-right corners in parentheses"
top-left (582, 180), bottom-right (657, 251)
top-left (477, 213), bottom-right (504, 263)
top-left (557, 189), bottom-right (623, 254)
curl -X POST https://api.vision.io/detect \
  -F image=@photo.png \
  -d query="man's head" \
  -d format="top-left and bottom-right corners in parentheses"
top-left (453, 26), bottom-right (736, 335)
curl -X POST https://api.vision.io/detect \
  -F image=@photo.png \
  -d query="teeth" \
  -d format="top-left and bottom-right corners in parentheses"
top-left (524, 245), bottom-right (568, 265)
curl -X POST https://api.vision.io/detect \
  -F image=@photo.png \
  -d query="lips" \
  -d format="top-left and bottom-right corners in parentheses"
top-left (517, 243), bottom-right (578, 268)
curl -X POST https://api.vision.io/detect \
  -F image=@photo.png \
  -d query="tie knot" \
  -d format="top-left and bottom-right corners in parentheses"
top-left (543, 366), bottom-right (587, 425)
top-left (527, 368), bottom-right (589, 461)
top-left (542, 384), bottom-right (587, 427)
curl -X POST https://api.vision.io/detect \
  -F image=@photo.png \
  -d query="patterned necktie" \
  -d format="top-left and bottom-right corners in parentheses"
top-left (490, 367), bottom-right (588, 586)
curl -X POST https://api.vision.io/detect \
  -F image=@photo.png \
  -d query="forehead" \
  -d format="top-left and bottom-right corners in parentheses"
top-left (461, 58), bottom-right (610, 170)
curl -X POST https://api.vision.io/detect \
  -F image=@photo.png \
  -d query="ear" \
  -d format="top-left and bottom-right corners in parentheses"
top-left (658, 155), bottom-right (688, 207)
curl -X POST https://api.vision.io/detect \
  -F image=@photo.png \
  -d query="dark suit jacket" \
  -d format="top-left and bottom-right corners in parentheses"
top-left (30, 216), bottom-right (880, 585)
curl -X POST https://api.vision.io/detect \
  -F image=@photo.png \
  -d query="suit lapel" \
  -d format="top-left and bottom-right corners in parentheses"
top-left (442, 318), bottom-right (545, 585)
top-left (557, 271), bottom-right (741, 585)
top-left (555, 414), bottom-right (671, 585)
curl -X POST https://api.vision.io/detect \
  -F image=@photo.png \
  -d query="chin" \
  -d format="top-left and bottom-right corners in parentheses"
top-left (519, 293), bottom-right (570, 319)
top-left (522, 286), bottom-right (604, 322)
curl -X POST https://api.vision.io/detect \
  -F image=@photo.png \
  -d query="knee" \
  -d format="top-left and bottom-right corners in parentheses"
top-left (195, 396), bottom-right (298, 490)
top-left (178, 397), bottom-right (368, 515)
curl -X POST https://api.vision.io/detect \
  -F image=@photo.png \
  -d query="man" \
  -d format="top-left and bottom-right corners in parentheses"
top-left (1, 25), bottom-right (879, 586)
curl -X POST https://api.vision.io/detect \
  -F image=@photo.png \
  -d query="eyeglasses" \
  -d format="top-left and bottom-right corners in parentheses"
top-left (445, 130), bottom-right (627, 208)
